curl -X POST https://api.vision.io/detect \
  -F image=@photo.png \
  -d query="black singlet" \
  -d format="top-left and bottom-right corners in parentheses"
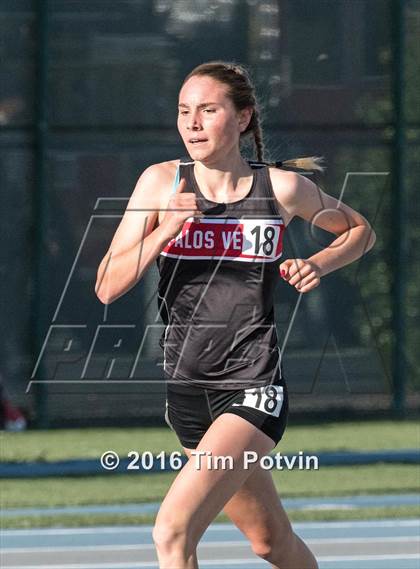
top-left (156, 158), bottom-right (286, 390)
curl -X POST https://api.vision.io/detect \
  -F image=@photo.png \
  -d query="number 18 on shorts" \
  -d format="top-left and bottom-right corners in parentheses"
top-left (232, 384), bottom-right (284, 418)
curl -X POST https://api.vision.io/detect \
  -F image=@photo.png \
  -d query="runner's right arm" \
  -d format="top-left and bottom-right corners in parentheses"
top-left (95, 162), bottom-right (201, 304)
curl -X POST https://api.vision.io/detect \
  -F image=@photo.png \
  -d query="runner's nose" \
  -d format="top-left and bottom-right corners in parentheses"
top-left (187, 111), bottom-right (202, 131)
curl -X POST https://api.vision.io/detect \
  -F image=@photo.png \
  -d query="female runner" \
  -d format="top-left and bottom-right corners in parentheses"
top-left (96, 61), bottom-right (376, 569)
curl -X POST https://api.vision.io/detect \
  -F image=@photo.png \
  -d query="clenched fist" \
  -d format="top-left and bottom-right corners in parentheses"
top-left (160, 178), bottom-right (204, 240)
top-left (279, 258), bottom-right (321, 293)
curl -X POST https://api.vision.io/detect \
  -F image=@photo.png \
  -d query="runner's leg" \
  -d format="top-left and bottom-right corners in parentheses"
top-left (181, 443), bottom-right (318, 568)
top-left (221, 459), bottom-right (318, 568)
top-left (152, 412), bottom-right (275, 569)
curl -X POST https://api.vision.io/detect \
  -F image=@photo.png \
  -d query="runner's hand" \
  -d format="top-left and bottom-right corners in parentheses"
top-left (279, 258), bottom-right (321, 293)
top-left (161, 178), bottom-right (203, 240)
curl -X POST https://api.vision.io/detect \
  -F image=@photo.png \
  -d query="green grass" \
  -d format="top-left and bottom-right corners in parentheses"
top-left (1, 420), bottom-right (419, 462)
top-left (2, 465), bottom-right (419, 509)
top-left (271, 464), bottom-right (420, 497)
top-left (1, 421), bottom-right (419, 529)
top-left (1, 506), bottom-right (419, 530)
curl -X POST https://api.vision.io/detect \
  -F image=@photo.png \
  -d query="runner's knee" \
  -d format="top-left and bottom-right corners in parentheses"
top-left (152, 520), bottom-right (186, 553)
top-left (251, 530), bottom-right (319, 569)
top-left (250, 526), bottom-right (294, 563)
top-left (152, 517), bottom-right (196, 557)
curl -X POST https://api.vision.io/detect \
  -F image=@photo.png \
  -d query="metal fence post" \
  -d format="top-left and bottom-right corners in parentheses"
top-left (391, 0), bottom-right (408, 416)
top-left (31, 0), bottom-right (49, 428)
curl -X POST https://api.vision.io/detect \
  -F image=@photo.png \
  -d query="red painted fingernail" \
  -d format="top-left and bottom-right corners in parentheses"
top-left (281, 270), bottom-right (285, 277)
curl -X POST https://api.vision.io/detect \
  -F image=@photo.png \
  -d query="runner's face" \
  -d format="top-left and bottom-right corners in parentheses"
top-left (177, 76), bottom-right (246, 162)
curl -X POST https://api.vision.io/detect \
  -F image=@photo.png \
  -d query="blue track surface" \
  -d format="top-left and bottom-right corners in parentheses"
top-left (1, 519), bottom-right (419, 568)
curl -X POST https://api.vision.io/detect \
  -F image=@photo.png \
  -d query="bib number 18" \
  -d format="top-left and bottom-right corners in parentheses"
top-left (233, 385), bottom-right (284, 417)
top-left (250, 225), bottom-right (276, 256)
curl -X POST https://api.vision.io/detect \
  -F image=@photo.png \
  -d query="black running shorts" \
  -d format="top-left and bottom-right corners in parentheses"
top-left (164, 375), bottom-right (289, 450)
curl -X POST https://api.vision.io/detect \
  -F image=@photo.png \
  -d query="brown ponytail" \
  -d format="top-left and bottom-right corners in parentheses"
top-left (266, 156), bottom-right (326, 172)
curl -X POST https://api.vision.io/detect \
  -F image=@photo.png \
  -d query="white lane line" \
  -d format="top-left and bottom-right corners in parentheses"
top-left (317, 554), bottom-right (420, 562)
top-left (294, 519), bottom-right (420, 529)
top-left (310, 536), bottom-right (418, 544)
top-left (1, 540), bottom-right (245, 554)
top-left (0, 564), bottom-right (149, 569)
top-left (0, 527), bottom-right (155, 536)
top-left (2, 544), bottom-right (154, 554)
top-left (3, 534), bottom-right (418, 553)
top-left (2, 518), bottom-right (419, 537)
top-left (3, 555), bottom-right (420, 569)
top-left (167, 555), bottom-right (420, 566)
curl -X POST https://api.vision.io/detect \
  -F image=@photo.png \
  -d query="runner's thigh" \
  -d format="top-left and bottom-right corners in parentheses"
top-left (222, 464), bottom-right (293, 544)
top-left (155, 413), bottom-right (275, 546)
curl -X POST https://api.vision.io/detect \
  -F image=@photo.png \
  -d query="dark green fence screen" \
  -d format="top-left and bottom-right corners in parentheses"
top-left (1, 0), bottom-right (418, 427)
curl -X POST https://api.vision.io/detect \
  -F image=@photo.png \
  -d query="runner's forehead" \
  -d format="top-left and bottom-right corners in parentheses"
top-left (178, 76), bottom-right (229, 106)
top-left (178, 101), bottom-right (221, 109)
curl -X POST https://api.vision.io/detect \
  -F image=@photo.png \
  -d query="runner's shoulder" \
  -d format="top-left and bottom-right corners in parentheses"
top-left (140, 159), bottom-right (179, 185)
top-left (267, 166), bottom-right (302, 207)
top-left (131, 160), bottom-right (180, 205)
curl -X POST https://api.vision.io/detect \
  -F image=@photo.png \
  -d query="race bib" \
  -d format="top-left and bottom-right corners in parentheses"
top-left (232, 384), bottom-right (284, 417)
top-left (161, 217), bottom-right (284, 262)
